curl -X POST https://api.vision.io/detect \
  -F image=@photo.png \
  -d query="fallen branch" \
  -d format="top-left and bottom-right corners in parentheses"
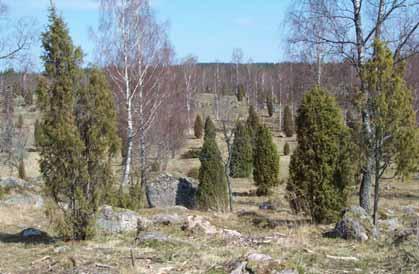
top-left (96, 263), bottom-right (112, 269)
top-left (31, 256), bottom-right (51, 265)
top-left (326, 254), bottom-right (359, 261)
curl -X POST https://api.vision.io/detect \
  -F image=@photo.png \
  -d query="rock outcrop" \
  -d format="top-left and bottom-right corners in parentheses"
top-left (0, 177), bottom-right (33, 189)
top-left (96, 205), bottom-right (152, 234)
top-left (146, 173), bottom-right (198, 209)
top-left (324, 206), bottom-right (377, 241)
top-left (2, 193), bottom-right (44, 208)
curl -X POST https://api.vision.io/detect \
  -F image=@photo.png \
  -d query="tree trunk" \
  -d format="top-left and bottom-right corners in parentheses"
top-left (186, 92), bottom-right (192, 135)
top-left (373, 160), bottom-right (380, 225)
top-left (225, 144), bottom-right (233, 212)
top-left (352, 0), bottom-right (375, 212)
top-left (121, 96), bottom-right (133, 187)
top-left (139, 128), bottom-right (151, 207)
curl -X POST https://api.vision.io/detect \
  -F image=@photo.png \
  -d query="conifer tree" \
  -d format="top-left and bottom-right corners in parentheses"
top-left (36, 6), bottom-right (116, 240)
top-left (194, 114), bottom-right (203, 139)
top-left (283, 105), bottom-right (294, 137)
top-left (197, 119), bottom-right (228, 211)
top-left (286, 86), bottom-right (353, 224)
top-left (253, 125), bottom-right (280, 195)
top-left (246, 105), bottom-right (260, 144)
top-left (204, 116), bottom-right (216, 140)
top-left (266, 95), bottom-right (274, 117)
top-left (76, 68), bottom-right (120, 207)
top-left (230, 121), bottom-right (253, 178)
top-left (361, 41), bottom-right (418, 224)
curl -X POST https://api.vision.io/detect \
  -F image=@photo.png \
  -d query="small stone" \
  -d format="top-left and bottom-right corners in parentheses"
top-left (230, 261), bottom-right (248, 274)
top-left (54, 246), bottom-right (70, 253)
top-left (182, 215), bottom-right (219, 235)
top-left (247, 253), bottom-right (272, 262)
top-left (259, 201), bottom-right (275, 210)
top-left (222, 229), bottom-right (242, 239)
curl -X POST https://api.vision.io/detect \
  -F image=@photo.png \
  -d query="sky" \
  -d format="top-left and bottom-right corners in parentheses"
top-left (7, 0), bottom-right (292, 66)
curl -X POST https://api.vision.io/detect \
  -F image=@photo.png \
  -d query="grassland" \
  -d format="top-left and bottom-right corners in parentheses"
top-left (0, 97), bottom-right (418, 274)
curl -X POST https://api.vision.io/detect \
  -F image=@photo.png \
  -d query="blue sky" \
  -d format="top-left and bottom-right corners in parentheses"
top-left (7, 0), bottom-right (291, 65)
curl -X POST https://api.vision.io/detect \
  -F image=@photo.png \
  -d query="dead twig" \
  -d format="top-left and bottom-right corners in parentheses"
top-left (96, 263), bottom-right (112, 269)
top-left (326, 254), bottom-right (359, 261)
top-left (31, 256), bottom-right (51, 265)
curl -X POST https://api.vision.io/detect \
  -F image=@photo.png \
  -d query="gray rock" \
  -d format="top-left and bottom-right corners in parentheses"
top-left (20, 227), bottom-right (43, 238)
top-left (259, 201), bottom-right (275, 210)
top-left (54, 246), bottom-right (70, 253)
top-left (379, 218), bottom-right (401, 233)
top-left (146, 173), bottom-right (198, 209)
top-left (402, 206), bottom-right (418, 217)
top-left (152, 214), bottom-right (186, 225)
top-left (136, 232), bottom-right (170, 243)
top-left (274, 270), bottom-right (298, 274)
top-left (2, 193), bottom-right (44, 208)
top-left (182, 215), bottom-right (219, 235)
top-left (230, 262), bottom-right (248, 274)
top-left (0, 177), bottom-right (33, 189)
top-left (247, 253), bottom-right (272, 262)
top-left (96, 205), bottom-right (151, 234)
top-left (324, 206), bottom-right (374, 241)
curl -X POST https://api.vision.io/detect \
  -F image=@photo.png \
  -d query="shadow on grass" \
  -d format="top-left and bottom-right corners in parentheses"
top-left (0, 228), bottom-right (55, 244)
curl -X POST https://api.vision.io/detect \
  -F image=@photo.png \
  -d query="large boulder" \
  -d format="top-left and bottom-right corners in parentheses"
top-left (96, 205), bottom-right (151, 234)
top-left (146, 173), bottom-right (198, 209)
top-left (1, 193), bottom-right (44, 208)
top-left (0, 177), bottom-right (33, 189)
top-left (324, 206), bottom-right (377, 241)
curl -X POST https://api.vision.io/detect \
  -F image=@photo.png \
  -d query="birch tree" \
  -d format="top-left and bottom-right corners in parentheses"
top-left (181, 55), bottom-right (198, 135)
top-left (98, 0), bottom-right (172, 195)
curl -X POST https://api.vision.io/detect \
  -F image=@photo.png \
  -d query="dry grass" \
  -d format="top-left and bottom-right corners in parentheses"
top-left (0, 104), bottom-right (418, 273)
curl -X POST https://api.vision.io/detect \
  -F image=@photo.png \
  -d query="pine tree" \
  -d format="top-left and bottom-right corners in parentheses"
top-left (197, 121), bottom-right (228, 211)
top-left (286, 86), bottom-right (353, 224)
top-left (230, 121), bottom-right (253, 178)
top-left (253, 125), bottom-right (280, 196)
top-left (194, 114), bottom-right (203, 139)
top-left (204, 116), bottom-right (216, 140)
top-left (266, 95), bottom-right (273, 117)
top-left (36, 5), bottom-right (91, 240)
top-left (283, 105), bottom-right (294, 137)
top-left (283, 142), bottom-right (290, 156)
